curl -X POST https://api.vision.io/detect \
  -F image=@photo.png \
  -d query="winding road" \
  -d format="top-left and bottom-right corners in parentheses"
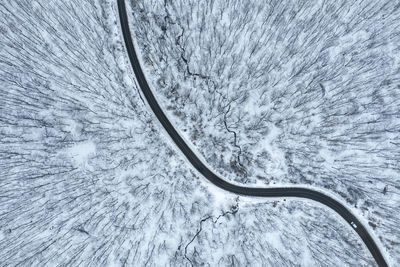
top-left (117, 0), bottom-right (388, 266)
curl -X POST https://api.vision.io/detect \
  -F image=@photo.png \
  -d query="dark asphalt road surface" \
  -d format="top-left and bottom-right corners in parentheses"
top-left (117, 0), bottom-right (388, 266)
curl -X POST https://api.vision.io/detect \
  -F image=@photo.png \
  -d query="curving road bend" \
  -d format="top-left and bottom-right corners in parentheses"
top-left (117, 0), bottom-right (388, 266)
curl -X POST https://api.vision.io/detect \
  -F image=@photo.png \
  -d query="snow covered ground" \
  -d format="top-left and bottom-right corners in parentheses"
top-left (129, 0), bottom-right (400, 265)
top-left (0, 0), bottom-right (392, 266)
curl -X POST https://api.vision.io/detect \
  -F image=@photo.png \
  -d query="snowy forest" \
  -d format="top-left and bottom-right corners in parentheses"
top-left (0, 0), bottom-right (398, 266)
top-left (130, 0), bottom-right (400, 264)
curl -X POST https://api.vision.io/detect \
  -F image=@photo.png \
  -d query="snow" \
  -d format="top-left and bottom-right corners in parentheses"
top-left (0, 0), bottom-right (393, 266)
top-left (130, 0), bottom-right (400, 265)
top-left (66, 141), bottom-right (96, 167)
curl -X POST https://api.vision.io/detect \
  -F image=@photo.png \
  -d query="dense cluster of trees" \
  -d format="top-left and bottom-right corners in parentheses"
top-left (0, 0), bottom-right (380, 265)
top-left (0, 0), bottom-right (210, 265)
top-left (131, 0), bottom-right (400, 263)
top-left (0, 0), bottom-right (397, 265)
